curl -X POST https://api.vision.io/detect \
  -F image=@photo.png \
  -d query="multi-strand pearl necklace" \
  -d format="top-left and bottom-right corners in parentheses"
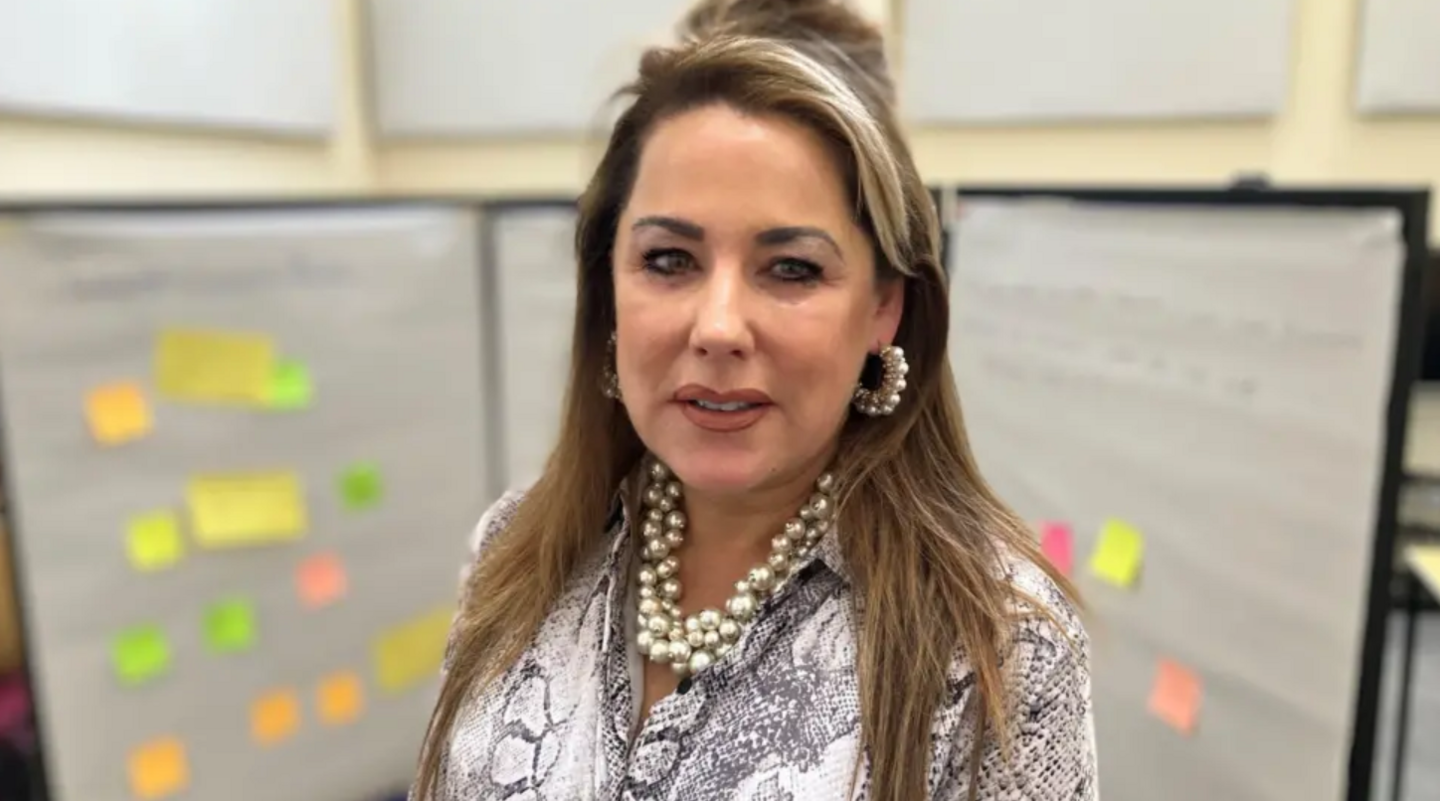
top-left (634, 460), bottom-right (837, 677)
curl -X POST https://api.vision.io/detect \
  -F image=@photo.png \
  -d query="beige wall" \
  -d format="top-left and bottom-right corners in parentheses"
top-left (0, 0), bottom-right (1437, 239)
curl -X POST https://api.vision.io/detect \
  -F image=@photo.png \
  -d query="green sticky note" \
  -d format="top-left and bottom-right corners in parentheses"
top-left (113, 625), bottom-right (170, 686)
top-left (204, 599), bottom-right (257, 654)
top-left (339, 462), bottom-right (382, 511)
top-left (266, 359), bottom-right (311, 410)
top-left (1089, 518), bottom-right (1145, 589)
top-left (125, 511), bottom-right (184, 571)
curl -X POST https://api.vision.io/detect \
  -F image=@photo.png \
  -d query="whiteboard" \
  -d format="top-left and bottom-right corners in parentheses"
top-left (0, 205), bottom-right (488, 801)
top-left (489, 204), bottom-right (579, 489)
top-left (366, 0), bottom-right (687, 137)
top-left (948, 197), bottom-right (1408, 800)
top-left (0, 0), bottom-right (337, 135)
top-left (1355, 0), bottom-right (1440, 114)
top-left (901, 0), bottom-right (1294, 123)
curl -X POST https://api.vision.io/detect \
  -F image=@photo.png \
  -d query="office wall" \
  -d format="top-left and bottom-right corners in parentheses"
top-left (0, 0), bottom-right (1437, 238)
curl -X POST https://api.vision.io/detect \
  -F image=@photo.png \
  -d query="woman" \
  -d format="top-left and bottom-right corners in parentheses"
top-left (413, 0), bottom-right (1095, 798)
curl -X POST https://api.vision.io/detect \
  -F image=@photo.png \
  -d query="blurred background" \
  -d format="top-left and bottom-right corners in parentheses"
top-left (0, 0), bottom-right (1439, 800)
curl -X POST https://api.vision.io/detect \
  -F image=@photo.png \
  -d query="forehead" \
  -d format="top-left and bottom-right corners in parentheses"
top-left (624, 104), bottom-right (859, 232)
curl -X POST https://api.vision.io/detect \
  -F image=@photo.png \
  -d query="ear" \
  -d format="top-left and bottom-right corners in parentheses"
top-left (871, 276), bottom-right (905, 348)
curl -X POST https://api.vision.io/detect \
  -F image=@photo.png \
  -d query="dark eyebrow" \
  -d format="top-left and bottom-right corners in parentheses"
top-left (755, 226), bottom-right (843, 258)
top-left (632, 215), bottom-right (704, 240)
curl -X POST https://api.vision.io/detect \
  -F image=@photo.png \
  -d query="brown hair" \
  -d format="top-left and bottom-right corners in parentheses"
top-left (412, 1), bottom-right (1079, 799)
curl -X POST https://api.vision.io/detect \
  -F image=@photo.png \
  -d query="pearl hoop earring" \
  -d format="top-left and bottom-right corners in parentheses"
top-left (852, 345), bottom-right (908, 417)
top-left (601, 331), bottom-right (622, 401)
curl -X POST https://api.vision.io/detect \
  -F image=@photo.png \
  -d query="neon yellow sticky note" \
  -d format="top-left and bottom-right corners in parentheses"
top-left (372, 606), bottom-right (454, 693)
top-left (154, 328), bottom-right (275, 405)
top-left (250, 689), bottom-right (301, 746)
top-left (128, 737), bottom-right (189, 799)
top-left (86, 381), bottom-right (151, 446)
top-left (1089, 518), bottom-right (1145, 589)
top-left (317, 671), bottom-right (364, 726)
top-left (125, 511), bottom-right (184, 572)
top-left (203, 598), bottom-right (257, 654)
top-left (186, 471), bottom-right (306, 548)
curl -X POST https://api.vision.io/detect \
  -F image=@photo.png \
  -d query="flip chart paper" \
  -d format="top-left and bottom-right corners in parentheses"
top-left (339, 462), bottom-right (383, 510)
top-left (317, 671), bottom-right (364, 726)
top-left (203, 599), bottom-right (257, 654)
top-left (251, 689), bottom-right (301, 746)
top-left (297, 553), bottom-right (347, 608)
top-left (1149, 658), bottom-right (1202, 734)
top-left (113, 625), bottom-right (170, 685)
top-left (128, 737), bottom-right (188, 799)
top-left (187, 471), bottom-right (307, 547)
top-left (125, 511), bottom-right (184, 572)
top-left (86, 381), bottom-right (151, 445)
top-left (154, 327), bottom-right (275, 405)
top-left (1089, 518), bottom-right (1145, 589)
top-left (1039, 521), bottom-right (1073, 576)
top-left (373, 605), bottom-right (453, 692)
top-left (266, 359), bottom-right (312, 409)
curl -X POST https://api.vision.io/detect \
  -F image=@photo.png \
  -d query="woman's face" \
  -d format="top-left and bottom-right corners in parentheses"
top-left (612, 103), bottom-right (903, 497)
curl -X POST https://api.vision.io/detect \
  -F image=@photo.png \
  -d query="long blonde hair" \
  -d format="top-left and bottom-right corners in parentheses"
top-left (413, 1), bottom-right (1078, 798)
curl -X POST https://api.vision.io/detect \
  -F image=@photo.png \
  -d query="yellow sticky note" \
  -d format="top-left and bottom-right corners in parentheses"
top-left (86, 382), bottom-right (151, 445)
top-left (125, 511), bottom-right (184, 571)
top-left (1149, 658), bottom-right (1202, 734)
top-left (1089, 518), bottom-right (1144, 589)
top-left (372, 606), bottom-right (454, 693)
top-left (251, 689), bottom-right (301, 746)
top-left (317, 671), bottom-right (365, 726)
top-left (186, 471), bottom-right (306, 548)
top-left (155, 328), bottom-right (275, 405)
top-left (128, 737), bottom-right (188, 799)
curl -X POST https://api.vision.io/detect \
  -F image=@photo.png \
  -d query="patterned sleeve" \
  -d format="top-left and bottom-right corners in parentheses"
top-left (937, 569), bottom-right (1098, 800)
top-left (443, 489), bottom-right (527, 675)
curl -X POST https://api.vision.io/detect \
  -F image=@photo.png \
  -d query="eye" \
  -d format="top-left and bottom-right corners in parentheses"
top-left (770, 258), bottom-right (823, 284)
top-left (641, 248), bottom-right (695, 276)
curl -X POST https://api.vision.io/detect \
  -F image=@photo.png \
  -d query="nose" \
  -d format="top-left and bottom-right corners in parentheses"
top-left (688, 262), bottom-right (754, 359)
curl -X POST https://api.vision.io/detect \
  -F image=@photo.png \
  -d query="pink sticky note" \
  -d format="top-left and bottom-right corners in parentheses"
top-left (297, 553), bottom-right (347, 609)
top-left (1040, 522), bottom-right (1073, 576)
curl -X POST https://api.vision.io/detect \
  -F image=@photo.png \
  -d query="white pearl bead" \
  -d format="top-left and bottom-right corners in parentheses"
top-left (817, 472), bottom-right (836, 493)
top-left (698, 609), bottom-right (722, 630)
top-left (656, 557), bottom-right (678, 579)
top-left (638, 598), bottom-right (660, 616)
top-left (727, 593), bottom-right (757, 620)
top-left (647, 508), bottom-right (664, 523)
top-left (665, 510), bottom-right (686, 530)
top-left (649, 462), bottom-right (669, 481)
top-left (665, 481), bottom-right (682, 499)
top-left (648, 541), bottom-right (671, 560)
top-left (641, 520), bottom-right (662, 540)
top-left (649, 640), bottom-right (671, 662)
top-left (671, 661), bottom-right (690, 677)
top-left (703, 630), bottom-right (721, 647)
top-left (687, 630), bottom-right (705, 648)
top-left (715, 643), bottom-right (732, 658)
top-left (664, 530), bottom-right (684, 548)
top-left (785, 519), bottom-right (806, 540)
top-left (734, 580), bottom-right (751, 595)
top-left (718, 620), bottom-right (740, 642)
top-left (638, 567), bottom-right (657, 586)
top-left (688, 651), bottom-right (713, 673)
top-left (810, 495), bottom-right (832, 519)
top-left (748, 566), bottom-right (774, 592)
top-left (658, 497), bottom-right (676, 512)
top-left (639, 585), bottom-right (656, 600)
top-left (772, 535), bottom-right (793, 554)
top-left (637, 630), bottom-right (654, 650)
top-left (799, 506), bottom-right (815, 521)
top-left (670, 640), bottom-right (692, 663)
top-left (644, 486), bottom-right (664, 506)
top-left (646, 616), bottom-right (669, 635)
top-left (684, 616), bottom-right (702, 633)
top-left (659, 579), bottom-right (681, 600)
top-left (767, 553), bottom-right (790, 574)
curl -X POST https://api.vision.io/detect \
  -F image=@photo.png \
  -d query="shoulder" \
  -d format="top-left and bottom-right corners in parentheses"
top-left (1000, 550), bottom-right (1088, 673)
top-left (458, 488), bottom-right (528, 587)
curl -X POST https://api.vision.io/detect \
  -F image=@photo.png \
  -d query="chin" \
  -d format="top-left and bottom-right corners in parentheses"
top-left (651, 447), bottom-right (771, 497)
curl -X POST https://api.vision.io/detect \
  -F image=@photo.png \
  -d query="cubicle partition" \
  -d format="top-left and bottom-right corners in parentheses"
top-left (944, 187), bottom-right (1430, 801)
top-left (0, 202), bottom-right (493, 801)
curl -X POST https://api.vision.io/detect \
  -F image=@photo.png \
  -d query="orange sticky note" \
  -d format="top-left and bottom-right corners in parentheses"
top-left (317, 671), bottom-right (364, 726)
top-left (1039, 522), bottom-right (1073, 576)
top-left (1148, 658), bottom-right (1202, 735)
top-left (86, 382), bottom-right (151, 446)
top-left (251, 689), bottom-right (301, 746)
top-left (297, 553), bottom-right (347, 609)
top-left (127, 737), bottom-right (188, 799)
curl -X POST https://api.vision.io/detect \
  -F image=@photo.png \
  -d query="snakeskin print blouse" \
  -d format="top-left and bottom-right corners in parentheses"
top-left (427, 489), bottom-right (1097, 800)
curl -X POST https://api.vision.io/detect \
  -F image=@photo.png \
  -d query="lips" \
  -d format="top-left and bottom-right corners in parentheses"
top-left (674, 385), bottom-right (772, 432)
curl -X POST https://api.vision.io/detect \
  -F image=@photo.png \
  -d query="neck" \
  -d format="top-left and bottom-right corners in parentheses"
top-left (680, 459), bottom-right (829, 565)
